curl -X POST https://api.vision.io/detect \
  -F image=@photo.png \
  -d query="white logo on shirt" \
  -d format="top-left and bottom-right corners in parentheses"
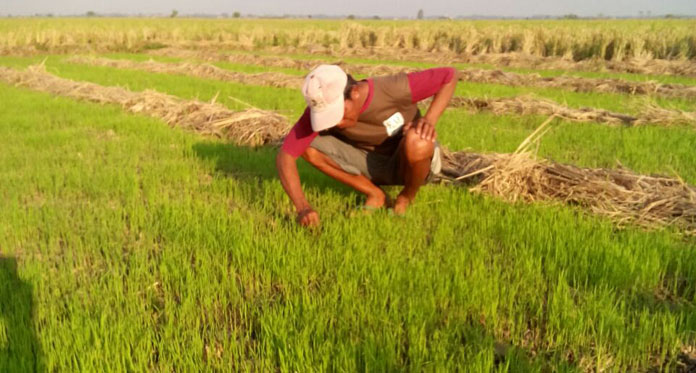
top-left (383, 112), bottom-right (404, 136)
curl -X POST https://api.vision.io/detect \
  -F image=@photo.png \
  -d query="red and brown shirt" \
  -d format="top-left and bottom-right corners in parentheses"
top-left (282, 67), bottom-right (456, 157)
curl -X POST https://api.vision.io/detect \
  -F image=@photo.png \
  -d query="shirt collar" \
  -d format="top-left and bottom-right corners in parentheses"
top-left (359, 79), bottom-right (374, 114)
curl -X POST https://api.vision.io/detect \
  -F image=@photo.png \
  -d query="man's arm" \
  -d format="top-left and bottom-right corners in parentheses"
top-left (407, 67), bottom-right (458, 141)
top-left (276, 149), bottom-right (319, 226)
top-left (277, 107), bottom-right (320, 226)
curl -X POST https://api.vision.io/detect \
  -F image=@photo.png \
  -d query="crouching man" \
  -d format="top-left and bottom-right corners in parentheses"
top-left (276, 64), bottom-right (457, 227)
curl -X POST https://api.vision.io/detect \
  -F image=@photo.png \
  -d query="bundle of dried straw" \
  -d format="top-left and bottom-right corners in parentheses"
top-left (437, 117), bottom-right (696, 235)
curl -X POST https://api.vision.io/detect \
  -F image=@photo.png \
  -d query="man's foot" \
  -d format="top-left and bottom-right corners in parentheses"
top-left (393, 194), bottom-right (413, 215)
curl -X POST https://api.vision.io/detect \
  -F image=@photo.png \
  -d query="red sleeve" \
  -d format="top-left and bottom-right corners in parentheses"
top-left (407, 67), bottom-right (457, 103)
top-left (281, 107), bottom-right (318, 158)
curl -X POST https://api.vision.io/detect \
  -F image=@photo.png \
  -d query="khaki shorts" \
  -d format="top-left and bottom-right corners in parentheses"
top-left (309, 134), bottom-right (442, 186)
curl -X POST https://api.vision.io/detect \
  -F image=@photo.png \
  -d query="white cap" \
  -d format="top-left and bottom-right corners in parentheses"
top-left (302, 65), bottom-right (347, 132)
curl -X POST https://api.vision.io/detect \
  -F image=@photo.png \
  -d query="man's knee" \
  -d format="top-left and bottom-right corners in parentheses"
top-left (403, 129), bottom-right (435, 162)
top-left (301, 147), bottom-right (324, 165)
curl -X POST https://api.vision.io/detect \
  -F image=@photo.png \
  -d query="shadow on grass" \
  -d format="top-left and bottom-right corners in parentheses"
top-left (191, 141), bottom-right (356, 199)
top-left (0, 256), bottom-right (43, 372)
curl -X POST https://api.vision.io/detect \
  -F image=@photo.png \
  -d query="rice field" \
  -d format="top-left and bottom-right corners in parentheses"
top-left (1, 18), bottom-right (695, 372)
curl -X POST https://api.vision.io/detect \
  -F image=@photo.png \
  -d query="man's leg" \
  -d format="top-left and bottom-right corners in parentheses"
top-left (302, 147), bottom-right (387, 208)
top-left (394, 129), bottom-right (435, 214)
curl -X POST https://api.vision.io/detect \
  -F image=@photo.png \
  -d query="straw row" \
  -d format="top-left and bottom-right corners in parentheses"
top-left (0, 64), bottom-right (290, 146)
top-left (437, 117), bottom-right (696, 235)
top-left (69, 55), bottom-right (696, 127)
top-left (66, 56), bottom-right (303, 90)
top-left (455, 69), bottom-right (696, 99)
top-left (447, 96), bottom-right (696, 126)
top-left (2, 65), bottom-right (694, 234)
top-left (148, 48), bottom-right (696, 99)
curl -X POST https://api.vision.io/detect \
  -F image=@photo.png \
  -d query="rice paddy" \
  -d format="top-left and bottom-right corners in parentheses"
top-left (0, 18), bottom-right (695, 372)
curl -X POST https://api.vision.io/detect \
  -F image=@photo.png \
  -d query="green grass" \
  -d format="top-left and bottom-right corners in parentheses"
top-left (436, 111), bottom-right (696, 184)
top-left (1, 80), bottom-right (695, 372)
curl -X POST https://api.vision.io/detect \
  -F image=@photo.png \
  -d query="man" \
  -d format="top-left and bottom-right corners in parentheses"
top-left (276, 64), bottom-right (457, 227)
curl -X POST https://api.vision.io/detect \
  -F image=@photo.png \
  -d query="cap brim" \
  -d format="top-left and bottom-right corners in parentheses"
top-left (310, 98), bottom-right (344, 132)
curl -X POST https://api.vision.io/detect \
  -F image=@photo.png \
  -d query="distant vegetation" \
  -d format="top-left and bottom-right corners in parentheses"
top-left (1, 18), bottom-right (694, 61)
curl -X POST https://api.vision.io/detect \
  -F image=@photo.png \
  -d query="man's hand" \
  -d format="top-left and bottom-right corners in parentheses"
top-left (404, 117), bottom-right (437, 142)
top-left (296, 207), bottom-right (320, 227)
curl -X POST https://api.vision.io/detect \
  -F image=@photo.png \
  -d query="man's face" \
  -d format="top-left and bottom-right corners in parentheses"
top-left (335, 89), bottom-right (359, 129)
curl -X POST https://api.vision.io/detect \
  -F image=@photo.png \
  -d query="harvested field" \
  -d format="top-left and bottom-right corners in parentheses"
top-left (0, 64), bottom-right (289, 146)
top-left (447, 96), bottom-right (696, 127)
top-left (438, 118), bottom-right (696, 235)
top-left (149, 48), bottom-right (696, 99)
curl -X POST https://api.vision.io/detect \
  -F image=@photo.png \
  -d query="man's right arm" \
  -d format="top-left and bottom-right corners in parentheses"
top-left (276, 107), bottom-right (320, 226)
top-left (276, 149), bottom-right (319, 226)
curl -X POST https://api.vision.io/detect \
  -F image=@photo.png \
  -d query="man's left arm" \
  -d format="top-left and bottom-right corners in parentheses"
top-left (405, 67), bottom-right (458, 141)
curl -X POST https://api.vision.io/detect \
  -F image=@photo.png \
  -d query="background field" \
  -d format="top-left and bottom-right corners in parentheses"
top-left (0, 18), bottom-right (695, 372)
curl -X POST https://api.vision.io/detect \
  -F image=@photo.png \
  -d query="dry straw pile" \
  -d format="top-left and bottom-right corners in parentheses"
top-left (150, 48), bottom-right (696, 99)
top-left (0, 64), bottom-right (289, 146)
top-left (437, 117), bottom-right (696, 235)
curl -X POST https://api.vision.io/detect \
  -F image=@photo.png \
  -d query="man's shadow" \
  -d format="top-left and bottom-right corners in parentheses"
top-left (192, 141), bottom-right (355, 200)
top-left (0, 256), bottom-right (43, 372)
